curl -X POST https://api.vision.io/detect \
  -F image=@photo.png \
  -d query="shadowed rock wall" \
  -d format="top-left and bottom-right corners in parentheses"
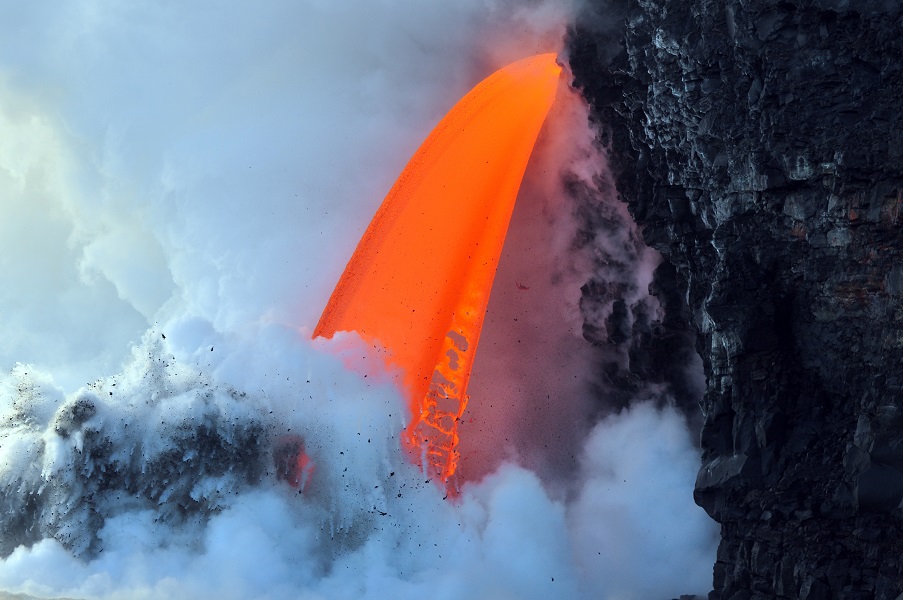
top-left (569, 1), bottom-right (903, 598)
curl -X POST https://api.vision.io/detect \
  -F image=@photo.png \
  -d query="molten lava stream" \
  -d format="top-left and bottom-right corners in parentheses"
top-left (314, 53), bottom-right (561, 488)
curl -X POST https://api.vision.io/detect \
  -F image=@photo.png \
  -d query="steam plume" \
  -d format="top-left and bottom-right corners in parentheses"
top-left (0, 1), bottom-right (717, 598)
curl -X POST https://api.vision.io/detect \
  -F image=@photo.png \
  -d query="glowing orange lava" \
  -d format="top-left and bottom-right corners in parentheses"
top-left (314, 53), bottom-right (561, 484)
top-left (274, 435), bottom-right (316, 492)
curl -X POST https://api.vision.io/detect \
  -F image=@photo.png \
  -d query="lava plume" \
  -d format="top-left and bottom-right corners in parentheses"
top-left (313, 53), bottom-right (561, 484)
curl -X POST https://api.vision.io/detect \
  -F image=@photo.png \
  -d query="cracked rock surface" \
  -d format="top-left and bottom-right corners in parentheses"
top-left (569, 1), bottom-right (903, 598)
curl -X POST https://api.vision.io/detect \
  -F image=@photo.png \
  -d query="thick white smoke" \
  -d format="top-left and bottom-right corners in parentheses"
top-left (0, 1), bottom-right (717, 598)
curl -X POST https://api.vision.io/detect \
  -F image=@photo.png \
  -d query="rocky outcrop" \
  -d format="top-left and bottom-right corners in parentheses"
top-left (568, 1), bottom-right (903, 598)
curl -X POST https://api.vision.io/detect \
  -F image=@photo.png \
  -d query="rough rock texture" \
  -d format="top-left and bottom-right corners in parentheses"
top-left (568, 172), bottom-right (705, 421)
top-left (569, 1), bottom-right (903, 598)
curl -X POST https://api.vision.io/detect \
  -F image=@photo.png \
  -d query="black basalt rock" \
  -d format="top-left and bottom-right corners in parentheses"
top-left (568, 1), bottom-right (903, 598)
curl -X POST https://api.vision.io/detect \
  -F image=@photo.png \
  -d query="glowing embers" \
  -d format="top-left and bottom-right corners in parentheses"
top-left (274, 435), bottom-right (316, 492)
top-left (314, 53), bottom-right (561, 485)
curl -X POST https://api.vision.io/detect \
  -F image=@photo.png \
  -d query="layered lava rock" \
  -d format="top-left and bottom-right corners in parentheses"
top-left (569, 1), bottom-right (903, 598)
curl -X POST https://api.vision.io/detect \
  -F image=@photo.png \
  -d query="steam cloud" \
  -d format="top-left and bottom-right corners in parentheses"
top-left (0, 1), bottom-right (717, 599)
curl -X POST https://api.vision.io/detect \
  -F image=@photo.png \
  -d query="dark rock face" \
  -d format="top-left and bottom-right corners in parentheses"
top-left (568, 172), bottom-right (705, 421)
top-left (568, 1), bottom-right (903, 598)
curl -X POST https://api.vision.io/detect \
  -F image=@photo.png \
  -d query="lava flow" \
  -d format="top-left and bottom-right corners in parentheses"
top-left (314, 53), bottom-right (561, 485)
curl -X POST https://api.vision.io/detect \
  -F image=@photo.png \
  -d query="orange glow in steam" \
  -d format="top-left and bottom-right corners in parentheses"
top-left (313, 53), bottom-right (561, 484)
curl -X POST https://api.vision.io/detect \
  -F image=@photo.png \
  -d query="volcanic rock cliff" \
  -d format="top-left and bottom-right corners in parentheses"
top-left (568, 1), bottom-right (903, 598)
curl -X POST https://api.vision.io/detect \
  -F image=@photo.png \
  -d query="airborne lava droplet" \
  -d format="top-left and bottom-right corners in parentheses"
top-left (313, 54), bottom-right (561, 488)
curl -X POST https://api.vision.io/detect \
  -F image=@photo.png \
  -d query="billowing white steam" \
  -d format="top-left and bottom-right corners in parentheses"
top-left (0, 1), bottom-right (717, 598)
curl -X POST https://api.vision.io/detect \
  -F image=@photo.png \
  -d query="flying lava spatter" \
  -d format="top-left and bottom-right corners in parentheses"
top-left (314, 53), bottom-right (561, 485)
